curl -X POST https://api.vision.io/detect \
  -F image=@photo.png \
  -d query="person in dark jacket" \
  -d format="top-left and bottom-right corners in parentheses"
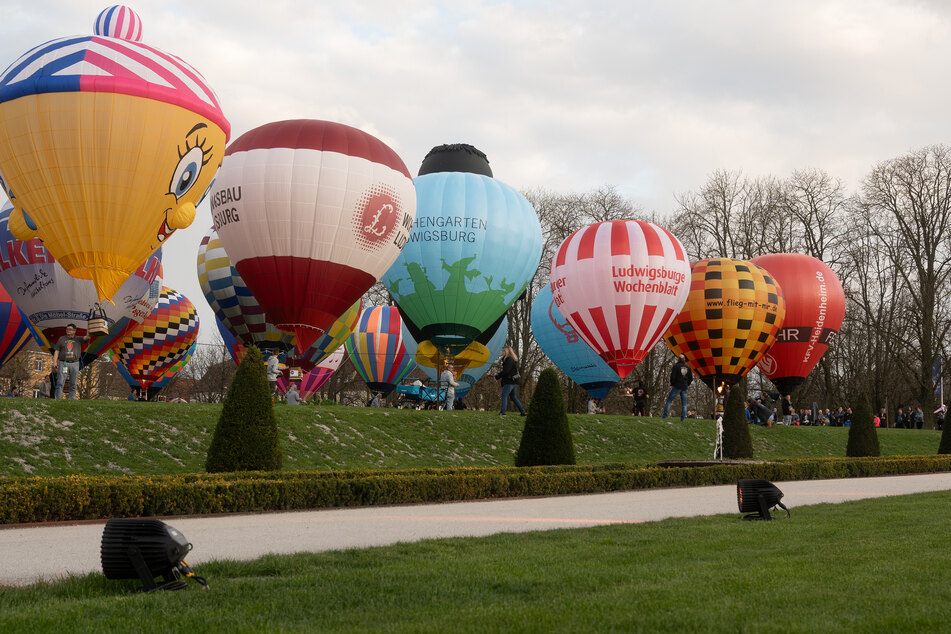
top-left (747, 398), bottom-right (775, 426)
top-left (495, 345), bottom-right (526, 416)
top-left (662, 354), bottom-right (693, 422)
top-left (632, 386), bottom-right (650, 417)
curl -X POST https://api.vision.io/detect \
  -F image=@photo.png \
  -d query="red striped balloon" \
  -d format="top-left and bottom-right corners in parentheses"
top-left (549, 220), bottom-right (691, 378)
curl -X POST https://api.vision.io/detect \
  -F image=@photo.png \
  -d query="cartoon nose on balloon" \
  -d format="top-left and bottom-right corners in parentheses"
top-left (168, 202), bottom-right (197, 232)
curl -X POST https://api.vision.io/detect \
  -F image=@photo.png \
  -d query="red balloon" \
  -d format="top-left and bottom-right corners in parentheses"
top-left (751, 254), bottom-right (845, 394)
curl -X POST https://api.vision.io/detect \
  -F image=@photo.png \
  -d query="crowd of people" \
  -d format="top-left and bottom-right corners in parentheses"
top-left (260, 348), bottom-right (947, 429)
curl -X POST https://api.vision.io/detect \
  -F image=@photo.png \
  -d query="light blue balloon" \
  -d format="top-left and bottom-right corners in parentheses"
top-left (532, 285), bottom-right (620, 399)
top-left (383, 172), bottom-right (541, 352)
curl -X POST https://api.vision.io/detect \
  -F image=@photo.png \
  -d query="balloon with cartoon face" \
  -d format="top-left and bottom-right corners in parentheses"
top-left (0, 5), bottom-right (229, 301)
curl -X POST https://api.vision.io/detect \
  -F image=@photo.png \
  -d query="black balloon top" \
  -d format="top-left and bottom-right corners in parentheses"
top-left (418, 143), bottom-right (492, 177)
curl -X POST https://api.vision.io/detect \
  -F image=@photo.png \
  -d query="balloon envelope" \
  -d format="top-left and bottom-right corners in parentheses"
top-left (0, 284), bottom-right (37, 370)
top-left (277, 346), bottom-right (345, 401)
top-left (212, 119), bottom-right (416, 351)
top-left (0, 203), bottom-right (162, 363)
top-left (111, 286), bottom-right (199, 389)
top-left (549, 219), bottom-right (691, 379)
top-left (346, 306), bottom-right (415, 396)
top-left (664, 258), bottom-right (786, 389)
top-left (197, 225), bottom-right (360, 370)
top-left (532, 284), bottom-right (620, 399)
top-left (0, 16), bottom-right (229, 300)
top-left (751, 253), bottom-right (845, 394)
top-left (383, 171), bottom-right (542, 354)
top-left (197, 226), bottom-right (295, 355)
top-left (109, 342), bottom-right (195, 398)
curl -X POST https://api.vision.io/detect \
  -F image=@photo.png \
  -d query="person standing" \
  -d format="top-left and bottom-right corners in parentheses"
top-left (266, 353), bottom-right (280, 396)
top-left (495, 345), bottom-right (526, 416)
top-left (440, 361), bottom-right (460, 410)
top-left (38, 376), bottom-right (51, 399)
top-left (632, 386), bottom-right (650, 417)
top-left (286, 384), bottom-right (302, 406)
top-left (51, 323), bottom-right (89, 400)
top-left (781, 394), bottom-right (794, 426)
top-left (662, 354), bottom-right (693, 421)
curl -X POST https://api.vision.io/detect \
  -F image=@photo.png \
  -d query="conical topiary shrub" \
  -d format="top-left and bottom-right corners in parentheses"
top-left (847, 392), bottom-right (880, 457)
top-left (206, 346), bottom-right (282, 472)
top-left (722, 383), bottom-right (753, 459)
top-left (939, 412), bottom-right (951, 454)
top-left (515, 367), bottom-right (575, 466)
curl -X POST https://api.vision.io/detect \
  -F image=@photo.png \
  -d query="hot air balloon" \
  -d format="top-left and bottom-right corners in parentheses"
top-left (110, 286), bottom-right (199, 393)
top-left (216, 316), bottom-right (245, 365)
top-left (276, 346), bottom-right (345, 402)
top-left (531, 284), bottom-right (620, 399)
top-left (549, 219), bottom-right (691, 379)
top-left (212, 119), bottom-right (415, 351)
top-left (197, 225), bottom-right (360, 370)
top-left (411, 316), bottom-right (509, 399)
top-left (108, 342), bottom-right (195, 401)
top-left (0, 202), bottom-right (162, 364)
top-left (382, 144), bottom-right (542, 355)
top-left (0, 6), bottom-right (229, 301)
top-left (345, 306), bottom-right (415, 396)
top-left (664, 258), bottom-right (786, 389)
top-left (197, 226), bottom-right (294, 355)
top-left (750, 253), bottom-right (845, 395)
top-left (0, 285), bottom-right (37, 370)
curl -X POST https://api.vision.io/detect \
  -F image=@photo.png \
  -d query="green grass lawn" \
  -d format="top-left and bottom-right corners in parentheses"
top-left (0, 399), bottom-right (942, 477)
top-left (2, 491), bottom-right (949, 632)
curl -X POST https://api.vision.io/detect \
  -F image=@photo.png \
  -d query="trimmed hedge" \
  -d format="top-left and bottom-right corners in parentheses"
top-left (2, 456), bottom-right (951, 524)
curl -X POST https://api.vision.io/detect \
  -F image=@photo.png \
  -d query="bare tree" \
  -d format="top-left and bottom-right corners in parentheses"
top-left (860, 145), bottom-right (951, 427)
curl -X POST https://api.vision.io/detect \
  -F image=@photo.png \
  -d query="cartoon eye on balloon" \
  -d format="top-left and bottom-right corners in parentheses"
top-left (0, 5), bottom-right (229, 300)
top-left (169, 125), bottom-right (213, 201)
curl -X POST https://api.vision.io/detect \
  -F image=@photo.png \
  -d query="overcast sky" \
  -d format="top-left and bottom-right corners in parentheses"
top-left (3, 0), bottom-right (950, 346)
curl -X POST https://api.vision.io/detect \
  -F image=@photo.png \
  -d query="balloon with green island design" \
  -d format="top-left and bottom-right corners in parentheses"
top-left (382, 144), bottom-right (542, 355)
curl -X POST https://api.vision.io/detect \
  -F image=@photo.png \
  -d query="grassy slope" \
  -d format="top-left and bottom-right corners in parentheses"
top-left (1, 492), bottom-right (950, 632)
top-left (0, 399), bottom-right (941, 477)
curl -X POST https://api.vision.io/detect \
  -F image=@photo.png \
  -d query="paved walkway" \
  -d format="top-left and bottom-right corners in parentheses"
top-left (3, 472), bottom-right (951, 587)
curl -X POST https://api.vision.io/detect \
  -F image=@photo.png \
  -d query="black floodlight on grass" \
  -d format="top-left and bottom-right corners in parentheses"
top-left (101, 518), bottom-right (207, 592)
top-left (737, 479), bottom-right (790, 521)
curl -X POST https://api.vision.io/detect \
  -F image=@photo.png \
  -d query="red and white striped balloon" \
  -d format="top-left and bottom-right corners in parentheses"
top-left (549, 220), bottom-right (691, 378)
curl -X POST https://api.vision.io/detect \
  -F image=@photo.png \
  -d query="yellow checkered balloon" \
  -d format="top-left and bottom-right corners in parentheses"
top-left (663, 258), bottom-right (785, 388)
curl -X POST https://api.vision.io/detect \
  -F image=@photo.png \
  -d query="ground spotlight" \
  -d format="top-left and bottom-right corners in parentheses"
top-left (737, 479), bottom-right (790, 521)
top-left (101, 518), bottom-right (208, 592)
